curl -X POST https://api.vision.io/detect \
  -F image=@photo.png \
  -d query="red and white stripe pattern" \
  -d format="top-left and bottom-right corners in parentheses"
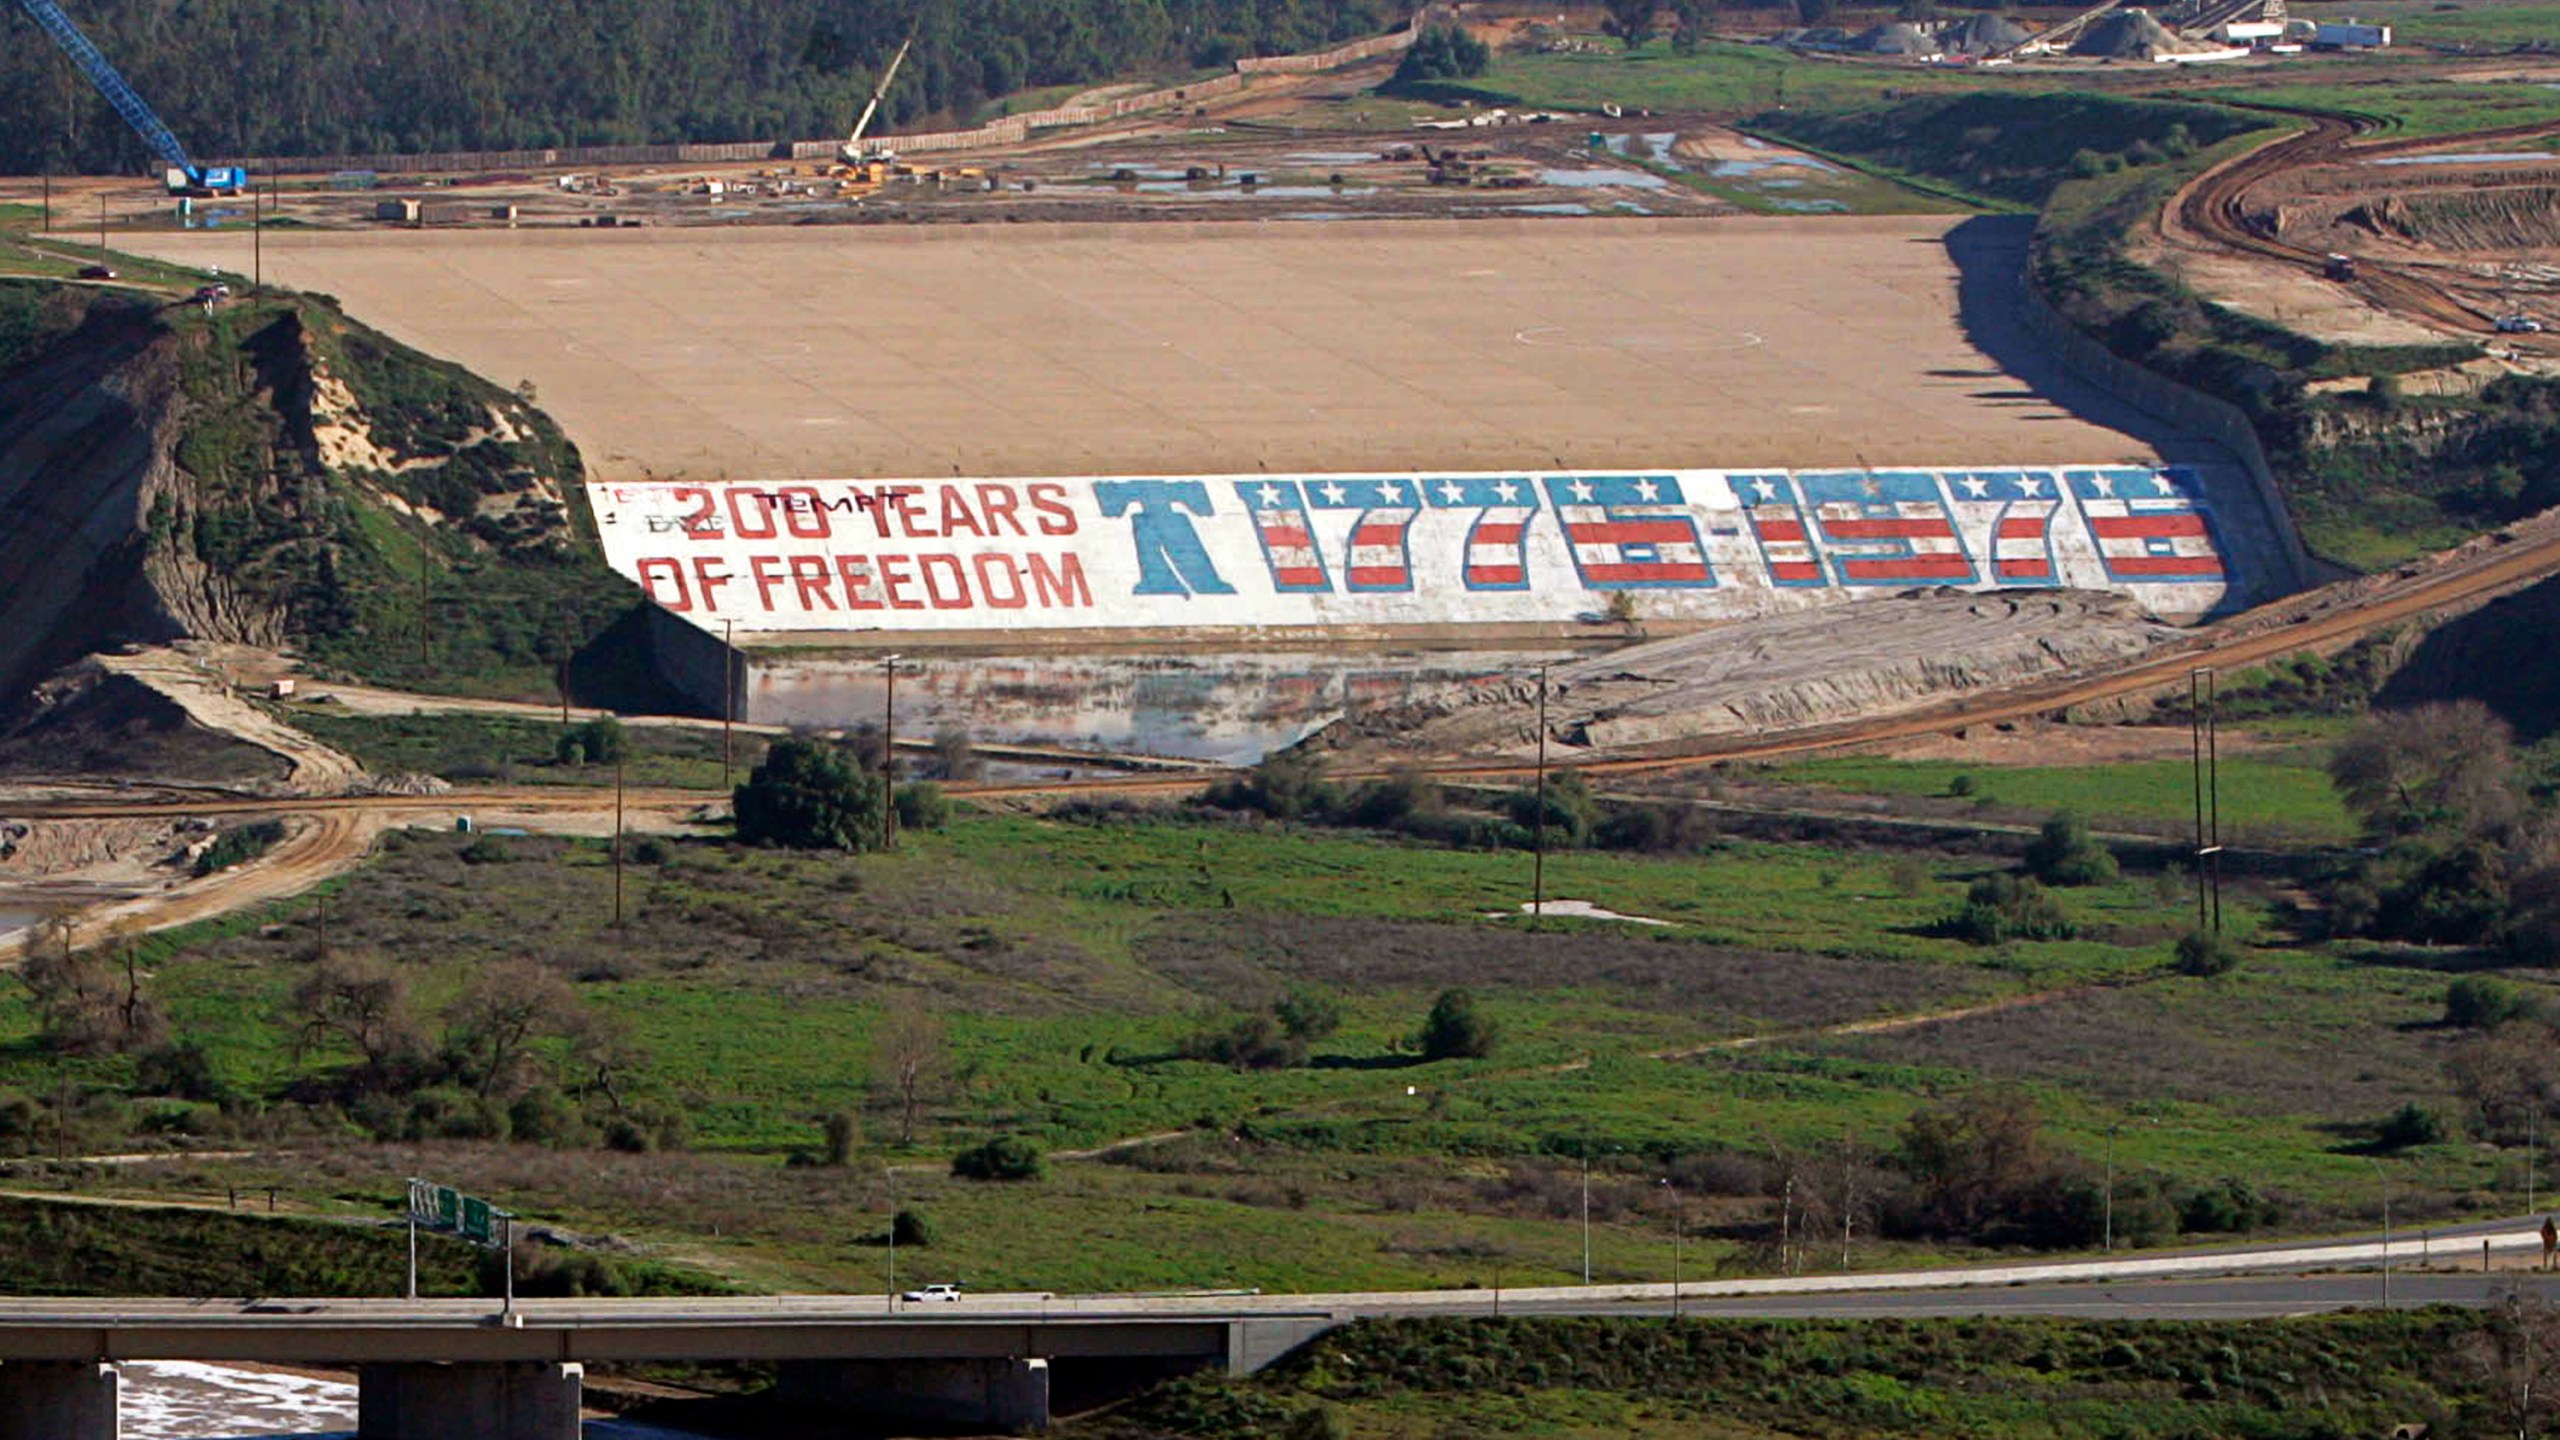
top-left (1424, 476), bottom-right (1542, 590)
top-left (1797, 471), bottom-right (1977, 586)
top-left (1306, 478), bottom-right (1421, 591)
top-left (1945, 471), bottom-right (2066, 586)
top-left (1540, 475), bottom-right (1715, 589)
top-left (1234, 481), bottom-right (1330, 593)
top-left (2070, 468), bottom-right (2225, 582)
top-left (1736, 473), bottom-right (1824, 587)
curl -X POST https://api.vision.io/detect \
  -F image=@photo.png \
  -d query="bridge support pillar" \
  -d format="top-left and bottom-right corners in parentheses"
top-left (0, 1361), bottom-right (118, 1440)
top-left (778, 1356), bottom-right (1051, 1434)
top-left (357, 1361), bottom-right (581, 1440)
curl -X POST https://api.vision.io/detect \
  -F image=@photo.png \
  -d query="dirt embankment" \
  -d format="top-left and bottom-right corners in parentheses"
top-left (1318, 589), bottom-right (2186, 764)
top-left (0, 289), bottom-right (277, 701)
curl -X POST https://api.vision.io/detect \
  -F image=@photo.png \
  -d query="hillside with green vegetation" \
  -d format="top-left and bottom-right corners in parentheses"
top-left (1088, 1311), bottom-right (2519, 1440)
top-left (0, 217), bottom-right (661, 706)
top-left (0, 0), bottom-right (1392, 171)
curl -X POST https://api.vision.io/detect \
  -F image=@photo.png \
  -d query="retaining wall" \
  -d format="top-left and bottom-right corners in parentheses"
top-left (2016, 274), bottom-right (2318, 590)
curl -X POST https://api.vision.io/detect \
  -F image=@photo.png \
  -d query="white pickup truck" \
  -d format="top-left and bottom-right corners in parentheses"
top-left (901, 1283), bottom-right (964, 1303)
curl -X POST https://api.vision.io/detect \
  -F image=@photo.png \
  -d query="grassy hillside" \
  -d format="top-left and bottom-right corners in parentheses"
top-left (0, 219), bottom-right (662, 705)
top-left (1089, 1312), bottom-right (2497, 1439)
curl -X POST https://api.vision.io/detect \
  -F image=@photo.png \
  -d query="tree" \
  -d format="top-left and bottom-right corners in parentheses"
top-left (735, 735), bottom-right (882, 850)
top-left (443, 961), bottom-right (581, 1100)
top-left (1275, 988), bottom-right (1343, 1042)
top-left (2023, 812), bottom-right (2118, 887)
top-left (2328, 702), bottom-right (2517, 838)
top-left (930, 726), bottom-right (983, 782)
top-left (18, 917), bottom-right (160, 1056)
top-left (1603, 0), bottom-right (1657, 46)
top-left (2447, 1019), bottom-right (2560, 1144)
top-left (1392, 23), bottom-right (1491, 83)
top-left (291, 952), bottom-right (421, 1078)
top-left (870, 992), bottom-right (953, 1147)
top-left (1420, 987), bottom-right (1498, 1060)
top-left (1897, 1088), bottom-right (2050, 1236)
top-left (2464, 1285), bottom-right (2560, 1440)
top-left (952, 1135), bottom-right (1043, 1181)
top-left (822, 1111), bottom-right (859, 1167)
top-left (2373, 1101), bottom-right (2446, 1151)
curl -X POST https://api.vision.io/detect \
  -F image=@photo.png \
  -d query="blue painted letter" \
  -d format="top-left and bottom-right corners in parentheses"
top-left (1093, 481), bottom-right (1236, 596)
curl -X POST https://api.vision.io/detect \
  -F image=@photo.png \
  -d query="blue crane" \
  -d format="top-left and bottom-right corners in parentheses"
top-left (14, 0), bottom-right (244, 194)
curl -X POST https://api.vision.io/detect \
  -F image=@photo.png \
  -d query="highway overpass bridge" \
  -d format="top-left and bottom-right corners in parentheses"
top-left (1, 1218), bottom-right (2554, 1437)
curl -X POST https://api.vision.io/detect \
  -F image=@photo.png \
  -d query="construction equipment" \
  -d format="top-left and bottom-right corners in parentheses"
top-left (14, 0), bottom-right (245, 195)
top-left (839, 33), bottom-right (916, 165)
top-left (2324, 252), bottom-right (2360, 282)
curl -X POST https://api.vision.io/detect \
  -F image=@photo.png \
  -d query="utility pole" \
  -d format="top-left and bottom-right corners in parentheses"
top-left (612, 756), bottom-right (626, 928)
top-left (405, 1182), bottom-right (418, 1301)
top-left (41, 172), bottom-right (50, 234)
top-left (880, 654), bottom-right (902, 851)
top-left (2367, 1157), bottom-right (2392, 1309)
top-left (721, 618), bottom-right (737, 791)
top-left (96, 191), bottom-right (105, 254)
top-left (1531, 662), bottom-right (1550, 919)
top-left (252, 181), bottom-right (262, 290)
top-left (886, 1168), bottom-right (900, 1314)
top-left (1660, 1176), bottom-right (1682, 1320)
top-left (501, 1213), bottom-right (516, 1318)
top-left (2104, 1123), bottom-right (2117, 1253)
top-left (2189, 669), bottom-right (2224, 933)
top-left (1580, 1145), bottom-right (1592, 1285)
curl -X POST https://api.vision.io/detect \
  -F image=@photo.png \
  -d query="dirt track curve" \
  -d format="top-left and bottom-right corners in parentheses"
top-left (2172, 108), bottom-right (2560, 335)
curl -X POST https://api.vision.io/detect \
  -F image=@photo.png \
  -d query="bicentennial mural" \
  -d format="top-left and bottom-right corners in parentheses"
top-left (587, 466), bottom-right (2235, 633)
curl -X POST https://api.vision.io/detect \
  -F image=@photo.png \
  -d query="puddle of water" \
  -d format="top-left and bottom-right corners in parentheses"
top-left (2369, 151), bottom-right (2560, 166)
top-left (1539, 167), bottom-right (1669, 189)
top-left (748, 649), bottom-right (1573, 765)
top-left (1767, 197), bottom-right (1850, 213)
top-left (1614, 200), bottom-right (1654, 214)
top-left (1711, 154), bottom-right (1840, 177)
top-left (1086, 163), bottom-right (1191, 179)
top-left (1132, 181), bottom-right (1380, 198)
top-left (1604, 133), bottom-right (1685, 171)
top-left (0, 910), bottom-right (36, 939)
top-left (1508, 202), bottom-right (1595, 215)
top-left (1278, 211), bottom-right (1358, 221)
top-left (1286, 150), bottom-right (1385, 164)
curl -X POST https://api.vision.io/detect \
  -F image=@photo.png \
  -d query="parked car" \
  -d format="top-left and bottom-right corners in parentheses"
top-left (2496, 313), bottom-right (2544, 334)
top-left (77, 264), bottom-right (114, 280)
top-left (901, 1283), bottom-right (964, 1303)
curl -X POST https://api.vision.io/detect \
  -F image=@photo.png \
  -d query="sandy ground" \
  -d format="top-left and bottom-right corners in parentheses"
top-left (95, 647), bottom-right (362, 795)
top-left (2148, 243), bottom-right (2454, 348)
top-left (127, 217), bottom-right (2160, 482)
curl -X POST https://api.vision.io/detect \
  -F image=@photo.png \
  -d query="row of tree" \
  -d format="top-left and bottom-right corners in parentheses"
top-left (0, 0), bottom-right (1390, 172)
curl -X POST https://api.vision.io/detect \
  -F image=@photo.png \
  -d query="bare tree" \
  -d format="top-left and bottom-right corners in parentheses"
top-left (869, 991), bottom-right (952, 1147)
top-left (290, 952), bottom-right (420, 1077)
top-left (20, 915), bottom-right (160, 1056)
top-left (2465, 1284), bottom-right (2560, 1440)
top-left (2329, 701), bottom-right (2518, 838)
top-left (443, 961), bottom-right (580, 1100)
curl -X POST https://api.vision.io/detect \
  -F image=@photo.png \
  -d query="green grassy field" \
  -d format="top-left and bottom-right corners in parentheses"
top-left (1763, 750), bottom-right (2356, 845)
top-left (6, 804), bottom-right (2542, 1296)
top-left (2217, 76), bottom-right (2560, 135)
top-left (283, 705), bottom-right (751, 790)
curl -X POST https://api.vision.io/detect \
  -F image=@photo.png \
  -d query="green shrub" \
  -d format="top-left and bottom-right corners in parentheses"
top-left (1948, 873), bottom-right (2076, 944)
top-left (194, 820), bottom-right (288, 877)
top-left (1420, 988), bottom-right (1499, 1061)
top-left (735, 736), bottom-right (883, 850)
top-left (894, 782), bottom-right (953, 831)
top-left (892, 1208), bottom-right (936, 1247)
top-left (2024, 812), bottom-right (2118, 887)
top-left (952, 1135), bottom-right (1044, 1181)
top-left (2445, 975), bottom-right (2531, 1029)
top-left (2173, 930), bottom-right (2243, 977)
top-left (2374, 1102), bottom-right (2445, 1152)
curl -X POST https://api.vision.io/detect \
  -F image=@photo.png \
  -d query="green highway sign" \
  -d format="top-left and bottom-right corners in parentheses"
top-left (407, 1178), bottom-right (508, 1250)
